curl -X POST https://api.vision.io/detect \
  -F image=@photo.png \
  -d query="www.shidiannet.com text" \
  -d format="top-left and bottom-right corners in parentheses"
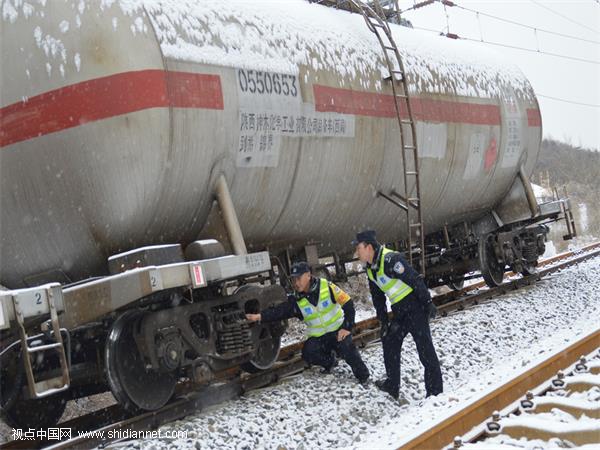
top-left (11, 427), bottom-right (188, 441)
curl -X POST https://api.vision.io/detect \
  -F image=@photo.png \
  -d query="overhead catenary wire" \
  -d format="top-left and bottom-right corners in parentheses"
top-left (400, 0), bottom-right (437, 14)
top-left (458, 35), bottom-right (600, 65)
top-left (399, 2), bottom-right (600, 110)
top-left (411, 25), bottom-right (600, 65)
top-left (442, 0), bottom-right (451, 34)
top-left (448, 2), bottom-right (600, 45)
top-left (537, 94), bottom-right (600, 108)
top-left (529, 0), bottom-right (600, 35)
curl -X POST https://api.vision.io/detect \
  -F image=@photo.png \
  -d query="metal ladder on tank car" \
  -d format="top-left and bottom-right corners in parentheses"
top-left (309, 0), bottom-right (402, 24)
top-left (11, 286), bottom-right (71, 398)
top-left (348, 0), bottom-right (426, 275)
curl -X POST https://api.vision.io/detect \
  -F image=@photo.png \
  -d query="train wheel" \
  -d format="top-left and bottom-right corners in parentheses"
top-left (478, 235), bottom-right (505, 288)
top-left (1, 341), bottom-right (67, 429)
top-left (105, 311), bottom-right (177, 413)
top-left (0, 343), bottom-right (24, 413)
top-left (241, 328), bottom-right (282, 374)
top-left (2, 394), bottom-right (67, 430)
top-left (239, 285), bottom-right (284, 374)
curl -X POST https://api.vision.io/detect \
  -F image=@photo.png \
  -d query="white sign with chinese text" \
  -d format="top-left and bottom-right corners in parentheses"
top-left (236, 69), bottom-right (355, 168)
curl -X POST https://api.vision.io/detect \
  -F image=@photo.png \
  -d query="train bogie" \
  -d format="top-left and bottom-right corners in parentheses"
top-left (0, 244), bottom-right (287, 427)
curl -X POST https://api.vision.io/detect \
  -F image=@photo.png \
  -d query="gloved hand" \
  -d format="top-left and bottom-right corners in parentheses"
top-left (427, 302), bottom-right (438, 320)
top-left (380, 320), bottom-right (390, 339)
top-left (388, 321), bottom-right (400, 336)
top-left (381, 320), bottom-right (401, 340)
top-left (337, 328), bottom-right (351, 342)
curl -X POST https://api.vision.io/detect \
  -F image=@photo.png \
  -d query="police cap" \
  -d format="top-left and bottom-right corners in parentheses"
top-left (290, 261), bottom-right (311, 277)
top-left (351, 229), bottom-right (378, 246)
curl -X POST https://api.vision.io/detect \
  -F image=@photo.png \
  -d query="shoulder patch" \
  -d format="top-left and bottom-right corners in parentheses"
top-left (393, 261), bottom-right (405, 274)
top-left (329, 282), bottom-right (351, 305)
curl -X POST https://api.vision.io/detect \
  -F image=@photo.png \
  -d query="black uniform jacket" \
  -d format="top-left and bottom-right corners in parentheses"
top-left (366, 244), bottom-right (432, 325)
top-left (261, 277), bottom-right (355, 332)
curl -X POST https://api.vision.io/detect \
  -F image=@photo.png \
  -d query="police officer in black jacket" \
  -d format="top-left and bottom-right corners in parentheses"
top-left (353, 230), bottom-right (443, 400)
top-left (246, 262), bottom-right (370, 385)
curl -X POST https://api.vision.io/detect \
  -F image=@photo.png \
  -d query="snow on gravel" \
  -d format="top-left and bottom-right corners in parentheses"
top-left (461, 384), bottom-right (600, 450)
top-left (125, 257), bottom-right (600, 450)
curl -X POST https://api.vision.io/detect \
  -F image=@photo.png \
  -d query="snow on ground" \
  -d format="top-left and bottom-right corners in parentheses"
top-left (461, 382), bottom-right (600, 449)
top-left (125, 256), bottom-right (600, 450)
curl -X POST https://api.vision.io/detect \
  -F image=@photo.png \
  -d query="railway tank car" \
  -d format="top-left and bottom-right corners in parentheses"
top-left (0, 0), bottom-right (574, 429)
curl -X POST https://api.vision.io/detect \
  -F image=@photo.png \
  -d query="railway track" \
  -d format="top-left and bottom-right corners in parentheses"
top-left (1, 242), bottom-right (599, 450)
top-left (397, 329), bottom-right (600, 449)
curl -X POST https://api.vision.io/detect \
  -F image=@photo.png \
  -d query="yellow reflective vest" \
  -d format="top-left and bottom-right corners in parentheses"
top-left (296, 278), bottom-right (345, 338)
top-left (366, 247), bottom-right (414, 305)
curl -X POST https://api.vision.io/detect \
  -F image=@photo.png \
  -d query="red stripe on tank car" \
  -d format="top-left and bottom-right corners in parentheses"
top-left (0, 70), bottom-right (223, 148)
top-left (412, 98), bottom-right (501, 125)
top-left (527, 108), bottom-right (542, 127)
top-left (313, 84), bottom-right (503, 125)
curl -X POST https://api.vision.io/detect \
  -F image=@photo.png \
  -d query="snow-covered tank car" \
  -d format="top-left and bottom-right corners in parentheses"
top-left (0, 0), bottom-right (574, 427)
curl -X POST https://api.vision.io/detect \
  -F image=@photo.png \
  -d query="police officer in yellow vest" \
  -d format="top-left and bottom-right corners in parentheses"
top-left (353, 230), bottom-right (443, 400)
top-left (246, 262), bottom-right (370, 385)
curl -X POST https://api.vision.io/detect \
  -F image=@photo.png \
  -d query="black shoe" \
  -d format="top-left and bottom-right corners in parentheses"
top-left (375, 379), bottom-right (399, 400)
top-left (358, 376), bottom-right (370, 387)
top-left (426, 390), bottom-right (443, 398)
top-left (374, 379), bottom-right (387, 389)
top-left (320, 355), bottom-right (338, 374)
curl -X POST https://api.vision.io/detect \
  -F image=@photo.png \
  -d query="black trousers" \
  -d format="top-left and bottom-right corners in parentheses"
top-left (302, 329), bottom-right (370, 382)
top-left (383, 296), bottom-right (443, 397)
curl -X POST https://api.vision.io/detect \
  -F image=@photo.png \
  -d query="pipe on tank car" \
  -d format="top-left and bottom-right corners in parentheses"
top-left (215, 174), bottom-right (248, 255)
top-left (519, 165), bottom-right (540, 218)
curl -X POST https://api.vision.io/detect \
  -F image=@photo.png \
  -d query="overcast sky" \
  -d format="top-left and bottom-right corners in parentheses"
top-left (396, 0), bottom-right (600, 150)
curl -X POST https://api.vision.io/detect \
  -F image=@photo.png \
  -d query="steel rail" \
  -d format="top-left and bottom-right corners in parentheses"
top-left (1, 243), bottom-right (598, 450)
top-left (397, 330), bottom-right (600, 449)
top-left (460, 348), bottom-right (600, 447)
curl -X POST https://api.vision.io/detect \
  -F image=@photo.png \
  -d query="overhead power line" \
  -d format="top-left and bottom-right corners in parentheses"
top-left (400, 0), bottom-right (437, 13)
top-left (537, 94), bottom-right (600, 108)
top-left (529, 0), bottom-right (600, 35)
top-left (411, 26), bottom-right (600, 65)
top-left (450, 3), bottom-right (600, 45)
top-left (458, 35), bottom-right (600, 64)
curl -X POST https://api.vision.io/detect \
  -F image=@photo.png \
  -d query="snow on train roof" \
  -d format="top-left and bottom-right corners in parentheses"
top-left (3, 0), bottom-right (534, 100)
top-left (134, 0), bottom-right (530, 97)
top-left (129, 0), bottom-right (533, 99)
